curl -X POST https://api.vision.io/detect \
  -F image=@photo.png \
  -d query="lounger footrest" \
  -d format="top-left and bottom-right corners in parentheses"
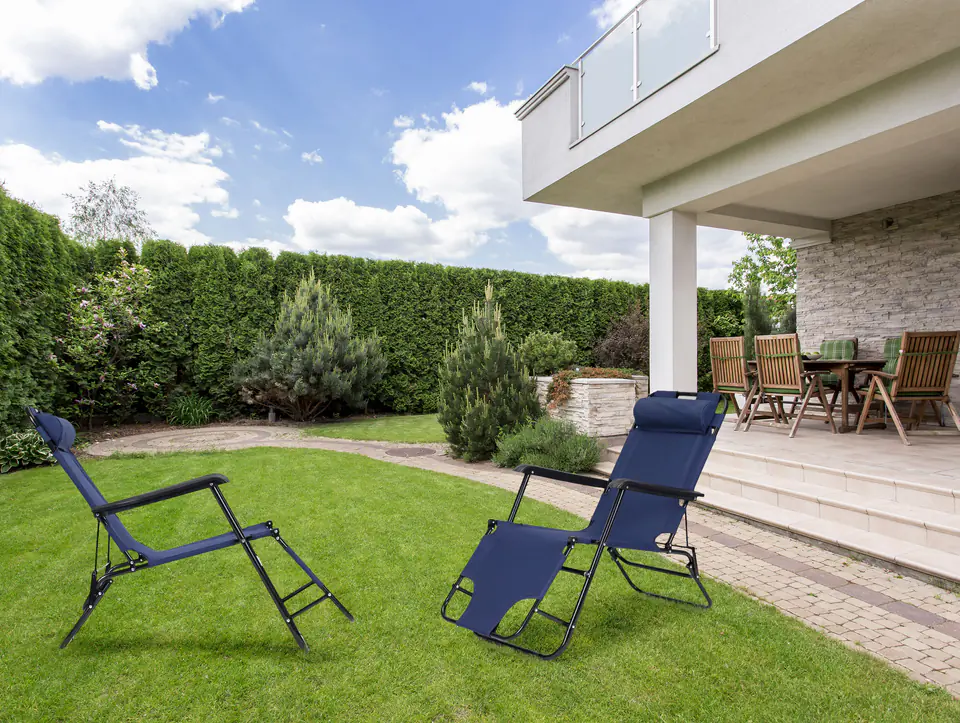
top-left (455, 523), bottom-right (573, 636)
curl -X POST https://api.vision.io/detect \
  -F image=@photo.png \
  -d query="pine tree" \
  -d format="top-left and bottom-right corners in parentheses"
top-left (233, 273), bottom-right (386, 421)
top-left (438, 282), bottom-right (540, 461)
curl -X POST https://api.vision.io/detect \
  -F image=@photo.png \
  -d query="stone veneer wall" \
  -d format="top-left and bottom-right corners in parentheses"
top-left (535, 376), bottom-right (650, 437)
top-left (796, 191), bottom-right (960, 401)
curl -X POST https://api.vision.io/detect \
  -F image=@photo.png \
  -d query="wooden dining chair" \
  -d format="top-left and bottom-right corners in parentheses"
top-left (746, 334), bottom-right (837, 438)
top-left (856, 331), bottom-right (960, 446)
top-left (708, 336), bottom-right (772, 431)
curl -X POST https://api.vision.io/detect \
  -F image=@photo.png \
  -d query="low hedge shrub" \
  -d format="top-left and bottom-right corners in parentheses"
top-left (493, 418), bottom-right (602, 474)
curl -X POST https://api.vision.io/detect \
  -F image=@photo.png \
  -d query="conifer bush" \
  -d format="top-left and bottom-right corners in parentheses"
top-left (519, 331), bottom-right (578, 376)
top-left (438, 282), bottom-right (540, 461)
top-left (233, 273), bottom-right (386, 422)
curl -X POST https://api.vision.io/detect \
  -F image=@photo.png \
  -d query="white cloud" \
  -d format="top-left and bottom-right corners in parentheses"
top-left (393, 115), bottom-right (415, 129)
top-left (0, 121), bottom-right (231, 246)
top-left (301, 150), bottom-right (323, 165)
top-left (557, 33), bottom-right (571, 44)
top-left (250, 120), bottom-right (277, 135)
top-left (281, 128), bottom-right (294, 139)
top-left (224, 238), bottom-right (290, 256)
top-left (220, 116), bottom-right (240, 127)
top-left (255, 214), bottom-right (268, 222)
top-left (466, 81), bottom-right (489, 95)
top-left (96, 121), bottom-right (222, 162)
top-left (281, 98), bottom-right (746, 286)
top-left (420, 114), bottom-right (437, 125)
top-left (206, 92), bottom-right (225, 103)
top-left (211, 207), bottom-right (239, 219)
top-left (285, 198), bottom-right (460, 260)
top-left (0, 1), bottom-right (256, 90)
top-left (531, 207), bottom-right (748, 287)
top-left (252, 199), bottom-right (261, 207)
top-left (514, 80), bottom-right (525, 97)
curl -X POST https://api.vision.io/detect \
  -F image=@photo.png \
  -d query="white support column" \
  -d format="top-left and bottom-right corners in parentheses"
top-left (649, 210), bottom-right (699, 393)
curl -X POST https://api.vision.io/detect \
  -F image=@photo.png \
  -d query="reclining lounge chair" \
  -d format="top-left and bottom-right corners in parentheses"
top-left (27, 407), bottom-right (352, 651)
top-left (441, 391), bottom-right (725, 659)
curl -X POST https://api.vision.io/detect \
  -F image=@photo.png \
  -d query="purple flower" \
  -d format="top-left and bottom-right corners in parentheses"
top-left (80, 300), bottom-right (90, 308)
top-left (139, 322), bottom-right (146, 329)
top-left (153, 382), bottom-right (160, 388)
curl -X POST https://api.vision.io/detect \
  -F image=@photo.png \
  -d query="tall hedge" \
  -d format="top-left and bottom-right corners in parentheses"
top-left (0, 189), bottom-right (745, 428)
top-left (139, 240), bottom-right (193, 415)
top-left (0, 188), bottom-right (83, 433)
top-left (188, 245), bottom-right (241, 415)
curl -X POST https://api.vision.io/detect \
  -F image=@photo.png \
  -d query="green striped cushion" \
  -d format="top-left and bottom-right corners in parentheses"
top-left (819, 338), bottom-right (856, 387)
top-left (882, 336), bottom-right (901, 375)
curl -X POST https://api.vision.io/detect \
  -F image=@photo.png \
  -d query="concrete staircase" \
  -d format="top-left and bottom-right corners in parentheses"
top-left (594, 442), bottom-right (960, 585)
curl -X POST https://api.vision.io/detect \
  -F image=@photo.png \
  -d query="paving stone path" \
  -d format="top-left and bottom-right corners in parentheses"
top-left (88, 426), bottom-right (960, 696)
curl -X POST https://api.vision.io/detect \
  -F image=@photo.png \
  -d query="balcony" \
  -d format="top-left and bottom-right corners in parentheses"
top-left (576, 0), bottom-right (718, 140)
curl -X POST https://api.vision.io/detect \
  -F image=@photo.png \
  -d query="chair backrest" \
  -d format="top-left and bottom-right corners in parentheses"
top-left (891, 331), bottom-right (960, 398)
top-left (26, 408), bottom-right (148, 558)
top-left (710, 336), bottom-right (749, 393)
top-left (882, 336), bottom-right (902, 375)
top-left (755, 334), bottom-right (804, 396)
top-left (583, 391), bottom-right (725, 550)
top-left (819, 337), bottom-right (858, 361)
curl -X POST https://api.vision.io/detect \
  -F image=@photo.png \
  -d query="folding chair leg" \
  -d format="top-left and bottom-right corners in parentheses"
top-left (609, 547), bottom-right (712, 610)
top-left (273, 533), bottom-right (354, 623)
top-left (60, 572), bottom-right (114, 649)
top-left (209, 487), bottom-right (309, 651)
top-left (736, 381), bottom-right (758, 431)
top-left (945, 401), bottom-right (960, 433)
top-left (789, 383), bottom-right (817, 439)
top-left (856, 378), bottom-right (879, 434)
top-left (875, 381), bottom-right (910, 446)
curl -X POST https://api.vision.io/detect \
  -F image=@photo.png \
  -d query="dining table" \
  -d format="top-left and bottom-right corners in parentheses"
top-left (748, 358), bottom-right (887, 433)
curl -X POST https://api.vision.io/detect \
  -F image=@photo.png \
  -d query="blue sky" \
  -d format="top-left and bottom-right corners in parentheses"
top-left (0, 0), bottom-right (746, 286)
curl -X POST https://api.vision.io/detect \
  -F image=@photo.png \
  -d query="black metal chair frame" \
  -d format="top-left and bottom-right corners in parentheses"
top-left (441, 465), bottom-right (710, 660)
top-left (61, 473), bottom-right (354, 651)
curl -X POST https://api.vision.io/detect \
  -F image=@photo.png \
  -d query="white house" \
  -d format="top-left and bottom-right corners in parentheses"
top-left (516, 0), bottom-right (960, 396)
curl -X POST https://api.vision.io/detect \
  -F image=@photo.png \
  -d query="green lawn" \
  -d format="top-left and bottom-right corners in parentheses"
top-left (303, 414), bottom-right (445, 444)
top-left (1, 449), bottom-right (956, 722)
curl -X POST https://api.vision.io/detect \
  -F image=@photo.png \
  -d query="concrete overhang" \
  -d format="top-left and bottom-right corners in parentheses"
top-left (519, 0), bottom-right (960, 229)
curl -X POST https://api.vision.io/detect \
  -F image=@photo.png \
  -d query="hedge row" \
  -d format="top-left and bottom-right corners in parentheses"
top-left (0, 188), bottom-right (744, 432)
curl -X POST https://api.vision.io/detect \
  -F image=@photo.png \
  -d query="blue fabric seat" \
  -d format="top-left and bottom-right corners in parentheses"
top-left (27, 407), bottom-right (353, 651)
top-left (442, 391), bottom-right (725, 659)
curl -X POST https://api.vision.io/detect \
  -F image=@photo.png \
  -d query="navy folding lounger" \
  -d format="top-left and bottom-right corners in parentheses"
top-left (26, 407), bottom-right (352, 651)
top-left (442, 391), bottom-right (726, 659)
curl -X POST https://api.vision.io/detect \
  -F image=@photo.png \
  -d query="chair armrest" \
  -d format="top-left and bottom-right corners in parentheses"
top-left (514, 465), bottom-right (607, 489)
top-left (608, 478), bottom-right (703, 502)
top-left (863, 370), bottom-right (897, 380)
top-left (92, 474), bottom-right (230, 515)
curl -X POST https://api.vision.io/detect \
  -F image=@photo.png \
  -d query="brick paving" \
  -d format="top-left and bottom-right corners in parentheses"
top-left (88, 426), bottom-right (960, 697)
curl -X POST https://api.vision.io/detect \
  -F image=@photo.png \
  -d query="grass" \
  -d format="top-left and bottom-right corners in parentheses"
top-left (304, 414), bottom-right (444, 444)
top-left (1, 449), bottom-right (957, 722)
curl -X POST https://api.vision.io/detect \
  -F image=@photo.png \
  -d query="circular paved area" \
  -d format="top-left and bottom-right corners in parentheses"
top-left (85, 425), bottom-right (960, 696)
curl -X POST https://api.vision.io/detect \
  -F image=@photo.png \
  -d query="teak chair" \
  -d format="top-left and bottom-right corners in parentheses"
top-left (27, 407), bottom-right (353, 651)
top-left (710, 336), bottom-right (750, 428)
top-left (856, 331), bottom-right (960, 446)
top-left (746, 334), bottom-right (837, 438)
top-left (442, 391), bottom-right (726, 660)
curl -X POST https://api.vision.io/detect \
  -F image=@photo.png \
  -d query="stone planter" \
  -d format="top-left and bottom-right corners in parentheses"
top-left (535, 375), bottom-right (649, 438)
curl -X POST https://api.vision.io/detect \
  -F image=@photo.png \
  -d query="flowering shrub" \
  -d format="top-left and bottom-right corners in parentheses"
top-left (546, 367), bottom-right (634, 408)
top-left (56, 249), bottom-right (163, 429)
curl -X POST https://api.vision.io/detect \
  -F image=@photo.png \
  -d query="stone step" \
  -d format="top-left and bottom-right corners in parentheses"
top-left (709, 447), bottom-right (960, 515)
top-left (698, 489), bottom-right (960, 584)
top-left (699, 469), bottom-right (960, 556)
top-left (593, 442), bottom-right (960, 584)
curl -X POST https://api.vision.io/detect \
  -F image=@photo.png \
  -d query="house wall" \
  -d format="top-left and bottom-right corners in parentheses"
top-left (796, 190), bottom-right (960, 400)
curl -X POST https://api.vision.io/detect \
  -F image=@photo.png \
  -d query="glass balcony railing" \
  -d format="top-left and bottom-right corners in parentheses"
top-left (577, 0), bottom-right (718, 139)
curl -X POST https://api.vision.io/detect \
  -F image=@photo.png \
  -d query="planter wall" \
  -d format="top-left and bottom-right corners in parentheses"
top-left (535, 375), bottom-right (650, 437)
